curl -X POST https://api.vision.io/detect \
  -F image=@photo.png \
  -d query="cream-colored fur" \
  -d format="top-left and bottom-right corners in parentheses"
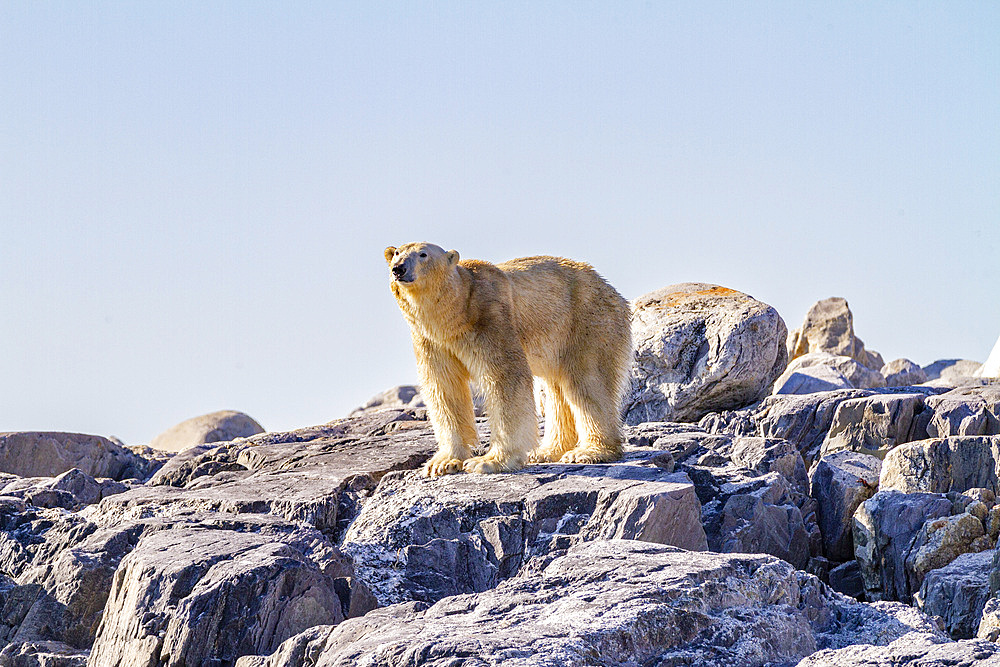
top-left (385, 242), bottom-right (631, 476)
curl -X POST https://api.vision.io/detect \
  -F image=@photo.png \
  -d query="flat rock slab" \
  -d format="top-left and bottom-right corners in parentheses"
top-left (798, 633), bottom-right (1000, 667)
top-left (237, 540), bottom-right (945, 667)
top-left (99, 411), bottom-right (439, 536)
top-left (340, 460), bottom-right (706, 606)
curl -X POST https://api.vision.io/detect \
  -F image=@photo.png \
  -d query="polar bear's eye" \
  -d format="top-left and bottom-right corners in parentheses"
top-left (420, 253), bottom-right (427, 258)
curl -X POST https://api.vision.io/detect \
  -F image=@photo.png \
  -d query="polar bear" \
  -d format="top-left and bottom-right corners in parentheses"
top-left (385, 242), bottom-right (631, 476)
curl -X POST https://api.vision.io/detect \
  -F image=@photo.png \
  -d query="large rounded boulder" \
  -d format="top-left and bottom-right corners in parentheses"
top-left (150, 410), bottom-right (264, 452)
top-left (625, 283), bottom-right (787, 424)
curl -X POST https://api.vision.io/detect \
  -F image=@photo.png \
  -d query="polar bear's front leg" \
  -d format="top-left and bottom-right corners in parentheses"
top-left (413, 338), bottom-right (479, 477)
top-left (463, 341), bottom-right (538, 474)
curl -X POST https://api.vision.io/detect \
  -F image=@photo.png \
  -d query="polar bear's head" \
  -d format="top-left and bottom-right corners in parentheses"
top-left (384, 243), bottom-right (460, 288)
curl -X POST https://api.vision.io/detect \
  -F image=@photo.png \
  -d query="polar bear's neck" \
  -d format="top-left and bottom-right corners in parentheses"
top-left (397, 268), bottom-right (473, 343)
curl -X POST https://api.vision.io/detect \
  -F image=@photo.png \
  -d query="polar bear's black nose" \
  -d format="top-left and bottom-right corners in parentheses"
top-left (392, 264), bottom-right (407, 279)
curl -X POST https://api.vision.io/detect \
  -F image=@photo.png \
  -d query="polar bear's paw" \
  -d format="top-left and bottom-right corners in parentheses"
top-left (463, 455), bottom-right (522, 474)
top-left (559, 446), bottom-right (620, 465)
top-left (422, 456), bottom-right (466, 477)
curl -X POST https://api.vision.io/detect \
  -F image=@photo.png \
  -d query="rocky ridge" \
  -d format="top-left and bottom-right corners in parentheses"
top-left (1, 292), bottom-right (999, 665)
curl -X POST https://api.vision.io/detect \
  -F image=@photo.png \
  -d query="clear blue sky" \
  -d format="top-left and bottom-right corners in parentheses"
top-left (2, 3), bottom-right (997, 444)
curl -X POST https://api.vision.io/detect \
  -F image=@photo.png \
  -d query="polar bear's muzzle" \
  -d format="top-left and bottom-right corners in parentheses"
top-left (391, 262), bottom-right (414, 283)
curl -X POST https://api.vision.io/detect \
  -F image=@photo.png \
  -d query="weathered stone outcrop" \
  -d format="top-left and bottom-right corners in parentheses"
top-left (916, 550), bottom-right (995, 639)
top-left (683, 463), bottom-right (819, 569)
top-left (149, 410), bottom-right (265, 453)
top-left (340, 459), bottom-right (706, 606)
top-left (883, 358), bottom-right (929, 387)
top-left (0, 433), bottom-right (156, 482)
top-left (925, 386), bottom-right (1000, 438)
top-left (87, 521), bottom-right (356, 667)
top-left (112, 410), bottom-right (438, 535)
top-left (774, 352), bottom-right (886, 395)
top-left (924, 359), bottom-right (984, 384)
top-left (820, 393), bottom-right (929, 459)
top-left (773, 364), bottom-right (855, 395)
top-left (853, 490), bottom-right (953, 603)
top-left (880, 437), bottom-right (1000, 495)
top-left (237, 540), bottom-right (947, 667)
top-left (0, 469), bottom-right (129, 511)
top-left (626, 283), bottom-right (787, 424)
top-left (787, 297), bottom-right (884, 371)
top-left (810, 450), bottom-right (881, 561)
top-left (7, 389), bottom-right (1000, 665)
top-left (798, 633), bottom-right (1000, 667)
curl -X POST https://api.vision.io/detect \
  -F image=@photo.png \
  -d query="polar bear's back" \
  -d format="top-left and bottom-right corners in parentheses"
top-left (495, 255), bottom-right (630, 375)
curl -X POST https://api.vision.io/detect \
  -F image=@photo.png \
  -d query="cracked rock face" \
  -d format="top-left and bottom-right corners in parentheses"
top-left (0, 433), bottom-right (156, 482)
top-left (810, 450), bottom-right (881, 561)
top-left (87, 522), bottom-right (354, 667)
top-left (880, 436), bottom-right (1000, 495)
top-left (625, 283), bottom-right (788, 425)
top-left (236, 540), bottom-right (946, 667)
top-left (916, 549), bottom-right (995, 640)
top-left (340, 459), bottom-right (707, 606)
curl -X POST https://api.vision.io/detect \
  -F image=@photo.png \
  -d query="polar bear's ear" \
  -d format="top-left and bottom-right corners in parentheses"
top-left (446, 250), bottom-right (460, 265)
top-left (384, 247), bottom-right (397, 263)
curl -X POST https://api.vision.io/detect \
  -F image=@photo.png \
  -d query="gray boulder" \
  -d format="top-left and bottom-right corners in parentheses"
top-left (625, 283), bottom-right (787, 424)
top-left (787, 297), bottom-right (884, 371)
top-left (820, 393), bottom-right (928, 459)
top-left (237, 540), bottom-right (947, 667)
top-left (774, 352), bottom-right (886, 395)
top-left (925, 386), bottom-right (1000, 437)
top-left (86, 521), bottom-right (355, 667)
top-left (853, 490), bottom-right (953, 602)
top-left (798, 633), bottom-right (1000, 667)
top-left (880, 437), bottom-right (1000, 495)
top-left (0, 433), bottom-right (155, 482)
top-left (149, 410), bottom-right (265, 453)
top-left (924, 359), bottom-right (985, 384)
top-left (916, 549), bottom-right (995, 639)
top-left (810, 450), bottom-right (882, 561)
top-left (883, 358), bottom-right (929, 387)
top-left (340, 459), bottom-right (706, 606)
top-left (906, 513), bottom-right (991, 595)
top-left (684, 462), bottom-right (818, 569)
top-left (773, 365), bottom-right (854, 395)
